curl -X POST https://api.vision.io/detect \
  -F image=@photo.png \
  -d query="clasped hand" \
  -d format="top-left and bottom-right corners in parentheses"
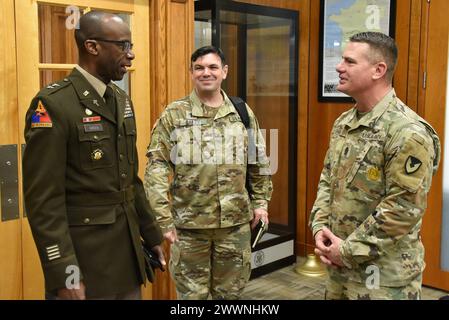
top-left (314, 227), bottom-right (344, 268)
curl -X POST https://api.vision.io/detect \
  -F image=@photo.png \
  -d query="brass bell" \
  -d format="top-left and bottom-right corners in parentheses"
top-left (295, 253), bottom-right (327, 277)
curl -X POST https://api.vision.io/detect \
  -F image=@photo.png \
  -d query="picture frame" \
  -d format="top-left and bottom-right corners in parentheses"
top-left (318, 0), bottom-right (396, 102)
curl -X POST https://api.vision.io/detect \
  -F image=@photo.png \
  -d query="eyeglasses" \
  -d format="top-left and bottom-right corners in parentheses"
top-left (90, 38), bottom-right (134, 52)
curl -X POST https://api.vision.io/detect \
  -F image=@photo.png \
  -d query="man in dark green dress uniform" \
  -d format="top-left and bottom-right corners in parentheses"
top-left (22, 11), bottom-right (164, 300)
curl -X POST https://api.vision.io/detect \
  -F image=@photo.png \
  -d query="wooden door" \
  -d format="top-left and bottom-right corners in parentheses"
top-left (420, 0), bottom-right (449, 291)
top-left (15, 0), bottom-right (152, 299)
top-left (0, 0), bottom-right (22, 300)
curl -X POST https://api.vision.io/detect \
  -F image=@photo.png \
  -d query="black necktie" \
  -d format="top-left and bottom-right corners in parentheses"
top-left (104, 85), bottom-right (116, 119)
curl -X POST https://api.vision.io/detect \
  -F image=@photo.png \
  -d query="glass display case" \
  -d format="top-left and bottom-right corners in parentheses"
top-left (195, 0), bottom-right (299, 277)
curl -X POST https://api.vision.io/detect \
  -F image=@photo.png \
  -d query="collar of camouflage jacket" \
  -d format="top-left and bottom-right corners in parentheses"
top-left (344, 88), bottom-right (397, 132)
top-left (189, 89), bottom-right (236, 120)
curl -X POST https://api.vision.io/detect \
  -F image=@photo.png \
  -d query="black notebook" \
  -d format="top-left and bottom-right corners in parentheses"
top-left (251, 219), bottom-right (267, 249)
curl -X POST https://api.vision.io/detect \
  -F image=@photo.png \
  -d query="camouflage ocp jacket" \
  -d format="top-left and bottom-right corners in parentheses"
top-left (310, 89), bottom-right (440, 287)
top-left (145, 90), bottom-right (273, 233)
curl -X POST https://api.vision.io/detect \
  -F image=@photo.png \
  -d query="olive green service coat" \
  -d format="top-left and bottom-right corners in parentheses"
top-left (23, 68), bottom-right (163, 298)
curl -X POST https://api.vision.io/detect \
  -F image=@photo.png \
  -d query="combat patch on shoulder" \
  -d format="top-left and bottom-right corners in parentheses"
top-left (389, 133), bottom-right (431, 192)
top-left (31, 100), bottom-right (53, 128)
top-left (405, 156), bottom-right (422, 174)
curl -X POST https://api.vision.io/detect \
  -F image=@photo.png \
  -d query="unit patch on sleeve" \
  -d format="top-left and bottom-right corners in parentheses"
top-left (405, 156), bottom-right (422, 174)
top-left (31, 100), bottom-right (53, 128)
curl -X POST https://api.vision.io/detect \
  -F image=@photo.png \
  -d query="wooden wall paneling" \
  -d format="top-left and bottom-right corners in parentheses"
top-left (150, 0), bottom-right (194, 300)
top-left (405, 0), bottom-right (423, 110)
top-left (416, 0), bottom-right (430, 117)
top-left (132, 0), bottom-right (153, 299)
top-left (392, 0), bottom-right (411, 104)
top-left (133, 0), bottom-right (151, 180)
top-left (0, 0), bottom-right (22, 300)
top-left (42, 0), bottom-right (134, 13)
top-left (296, 0), bottom-right (310, 257)
top-left (150, 0), bottom-right (168, 126)
top-left (168, 0), bottom-right (194, 102)
top-left (420, 0), bottom-right (449, 290)
top-left (15, 0), bottom-right (45, 300)
top-left (150, 0), bottom-right (172, 301)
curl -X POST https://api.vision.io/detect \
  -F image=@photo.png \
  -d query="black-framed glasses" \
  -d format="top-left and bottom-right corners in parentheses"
top-left (90, 38), bottom-right (133, 52)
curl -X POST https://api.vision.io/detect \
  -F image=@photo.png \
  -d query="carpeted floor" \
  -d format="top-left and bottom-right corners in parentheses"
top-left (241, 256), bottom-right (448, 300)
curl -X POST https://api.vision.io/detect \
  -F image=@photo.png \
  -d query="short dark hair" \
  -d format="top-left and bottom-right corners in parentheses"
top-left (349, 32), bottom-right (398, 82)
top-left (191, 46), bottom-right (226, 67)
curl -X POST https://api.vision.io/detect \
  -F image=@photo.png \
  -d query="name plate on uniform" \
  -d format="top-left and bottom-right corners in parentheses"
top-left (84, 123), bottom-right (103, 133)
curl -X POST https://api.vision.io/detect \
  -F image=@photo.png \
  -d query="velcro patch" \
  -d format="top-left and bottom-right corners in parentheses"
top-left (31, 100), bottom-right (53, 128)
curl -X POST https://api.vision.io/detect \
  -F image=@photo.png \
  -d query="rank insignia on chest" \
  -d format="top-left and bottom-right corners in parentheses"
top-left (91, 149), bottom-right (104, 160)
top-left (31, 100), bottom-right (53, 128)
top-left (367, 166), bottom-right (381, 181)
top-left (405, 156), bottom-right (422, 174)
top-left (124, 99), bottom-right (134, 118)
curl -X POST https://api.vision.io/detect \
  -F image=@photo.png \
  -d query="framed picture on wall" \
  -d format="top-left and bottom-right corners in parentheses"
top-left (318, 0), bottom-right (396, 102)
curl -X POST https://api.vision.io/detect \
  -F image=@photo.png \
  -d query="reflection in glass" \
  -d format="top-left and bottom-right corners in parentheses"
top-left (195, 0), bottom-right (298, 275)
top-left (38, 4), bottom-right (79, 64)
top-left (195, 21), bottom-right (212, 48)
top-left (219, 10), bottom-right (295, 228)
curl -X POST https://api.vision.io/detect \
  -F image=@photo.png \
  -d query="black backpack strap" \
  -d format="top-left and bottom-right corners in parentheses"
top-left (229, 96), bottom-right (255, 193)
top-left (229, 96), bottom-right (250, 128)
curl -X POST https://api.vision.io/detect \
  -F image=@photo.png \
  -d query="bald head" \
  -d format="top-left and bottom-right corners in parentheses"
top-left (75, 11), bottom-right (128, 54)
top-left (74, 11), bottom-right (134, 83)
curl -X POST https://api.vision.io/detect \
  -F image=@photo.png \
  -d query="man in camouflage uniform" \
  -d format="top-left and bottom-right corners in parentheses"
top-left (310, 32), bottom-right (440, 300)
top-left (144, 46), bottom-right (272, 299)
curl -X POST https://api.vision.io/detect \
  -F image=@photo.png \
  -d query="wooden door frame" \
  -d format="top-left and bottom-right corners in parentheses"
top-left (420, 0), bottom-right (449, 291)
top-left (149, 0), bottom-right (194, 300)
top-left (0, 0), bottom-right (22, 300)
